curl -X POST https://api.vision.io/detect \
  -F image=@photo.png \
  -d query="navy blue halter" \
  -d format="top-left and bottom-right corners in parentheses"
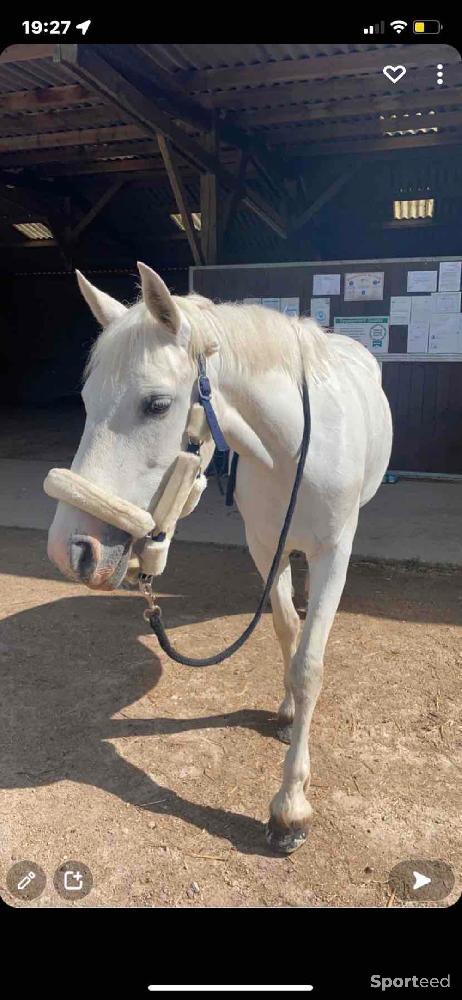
top-left (196, 353), bottom-right (228, 453)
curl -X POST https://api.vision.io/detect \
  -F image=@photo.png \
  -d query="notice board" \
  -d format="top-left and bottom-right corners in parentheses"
top-left (190, 257), bottom-right (462, 473)
top-left (190, 256), bottom-right (462, 358)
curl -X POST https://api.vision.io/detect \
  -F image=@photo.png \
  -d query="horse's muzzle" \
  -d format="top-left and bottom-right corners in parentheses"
top-left (48, 508), bottom-right (133, 589)
top-left (69, 527), bottom-right (133, 589)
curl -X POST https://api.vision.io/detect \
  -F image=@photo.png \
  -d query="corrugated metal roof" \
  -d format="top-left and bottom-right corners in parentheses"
top-left (147, 42), bottom-right (394, 73)
top-left (0, 57), bottom-right (72, 94)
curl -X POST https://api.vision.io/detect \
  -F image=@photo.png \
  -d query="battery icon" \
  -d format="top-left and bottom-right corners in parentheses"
top-left (413, 20), bottom-right (441, 34)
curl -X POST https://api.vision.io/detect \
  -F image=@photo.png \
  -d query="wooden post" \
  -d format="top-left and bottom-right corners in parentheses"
top-left (157, 133), bottom-right (204, 266)
top-left (200, 122), bottom-right (218, 265)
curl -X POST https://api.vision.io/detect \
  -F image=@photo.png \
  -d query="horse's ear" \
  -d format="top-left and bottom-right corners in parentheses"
top-left (137, 262), bottom-right (182, 337)
top-left (76, 271), bottom-right (127, 327)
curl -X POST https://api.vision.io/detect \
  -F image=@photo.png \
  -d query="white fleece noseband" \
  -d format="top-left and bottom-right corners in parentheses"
top-left (44, 402), bottom-right (213, 578)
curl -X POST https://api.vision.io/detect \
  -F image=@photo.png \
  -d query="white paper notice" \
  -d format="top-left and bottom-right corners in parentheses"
top-left (344, 272), bottom-right (384, 301)
top-left (243, 297), bottom-right (261, 305)
top-left (280, 297), bottom-right (300, 317)
top-left (430, 291), bottom-right (461, 314)
top-left (428, 314), bottom-right (461, 353)
top-left (262, 297), bottom-right (280, 311)
top-left (390, 296), bottom-right (412, 325)
top-left (407, 270), bottom-right (438, 293)
top-left (334, 316), bottom-right (389, 353)
top-left (310, 297), bottom-right (330, 326)
top-left (313, 273), bottom-right (341, 296)
top-left (411, 295), bottom-right (432, 321)
top-left (439, 260), bottom-right (462, 292)
top-left (407, 321), bottom-right (430, 353)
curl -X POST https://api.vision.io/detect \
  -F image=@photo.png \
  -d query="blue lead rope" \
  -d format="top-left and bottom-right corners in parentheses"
top-left (146, 372), bottom-right (311, 668)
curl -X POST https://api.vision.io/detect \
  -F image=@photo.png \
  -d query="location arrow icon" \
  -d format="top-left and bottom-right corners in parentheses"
top-left (76, 20), bottom-right (91, 36)
top-left (412, 870), bottom-right (432, 890)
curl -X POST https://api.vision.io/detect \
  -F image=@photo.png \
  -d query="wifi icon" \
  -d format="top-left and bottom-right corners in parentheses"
top-left (391, 19), bottom-right (408, 34)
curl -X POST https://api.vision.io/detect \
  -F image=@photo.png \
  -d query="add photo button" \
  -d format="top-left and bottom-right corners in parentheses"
top-left (53, 860), bottom-right (93, 900)
top-left (389, 859), bottom-right (455, 902)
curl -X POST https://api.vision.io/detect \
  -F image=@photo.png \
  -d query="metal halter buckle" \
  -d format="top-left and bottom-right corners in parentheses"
top-left (197, 373), bottom-right (212, 400)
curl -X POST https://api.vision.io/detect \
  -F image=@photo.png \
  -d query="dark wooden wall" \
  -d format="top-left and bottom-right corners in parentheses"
top-left (382, 361), bottom-right (462, 473)
top-left (0, 267), bottom-right (189, 404)
top-left (191, 260), bottom-right (462, 474)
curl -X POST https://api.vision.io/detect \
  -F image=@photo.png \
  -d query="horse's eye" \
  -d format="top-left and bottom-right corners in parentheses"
top-left (141, 394), bottom-right (172, 416)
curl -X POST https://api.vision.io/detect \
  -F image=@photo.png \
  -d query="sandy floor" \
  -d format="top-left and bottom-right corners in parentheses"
top-left (0, 527), bottom-right (460, 908)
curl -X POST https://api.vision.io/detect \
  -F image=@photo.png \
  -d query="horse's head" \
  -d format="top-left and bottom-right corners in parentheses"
top-left (47, 263), bottom-right (216, 590)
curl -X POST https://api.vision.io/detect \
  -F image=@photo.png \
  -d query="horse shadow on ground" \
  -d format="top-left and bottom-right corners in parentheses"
top-left (0, 547), bottom-right (300, 857)
top-left (2, 533), bottom-right (460, 859)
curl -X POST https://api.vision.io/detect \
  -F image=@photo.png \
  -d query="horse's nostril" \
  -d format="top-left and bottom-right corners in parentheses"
top-left (70, 535), bottom-right (98, 581)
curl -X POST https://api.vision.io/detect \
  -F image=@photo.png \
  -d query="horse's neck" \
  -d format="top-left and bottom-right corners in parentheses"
top-left (212, 361), bottom-right (299, 472)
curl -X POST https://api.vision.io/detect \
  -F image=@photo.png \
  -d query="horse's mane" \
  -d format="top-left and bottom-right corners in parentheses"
top-left (178, 294), bottom-right (333, 383)
top-left (85, 292), bottom-right (334, 384)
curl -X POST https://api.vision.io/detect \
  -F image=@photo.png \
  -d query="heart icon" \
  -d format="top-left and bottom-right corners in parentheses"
top-left (383, 65), bottom-right (407, 84)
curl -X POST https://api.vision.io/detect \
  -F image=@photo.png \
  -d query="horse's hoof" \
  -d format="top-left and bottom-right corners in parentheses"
top-left (265, 818), bottom-right (308, 854)
top-left (276, 723), bottom-right (293, 745)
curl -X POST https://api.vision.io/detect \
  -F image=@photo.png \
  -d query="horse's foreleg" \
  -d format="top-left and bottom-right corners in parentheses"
top-left (271, 558), bottom-right (300, 742)
top-left (266, 528), bottom-right (356, 854)
top-left (246, 537), bottom-right (300, 739)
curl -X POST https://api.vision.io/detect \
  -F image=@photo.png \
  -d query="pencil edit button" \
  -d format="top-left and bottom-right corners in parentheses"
top-left (6, 860), bottom-right (47, 901)
top-left (53, 860), bottom-right (93, 900)
top-left (389, 859), bottom-right (455, 902)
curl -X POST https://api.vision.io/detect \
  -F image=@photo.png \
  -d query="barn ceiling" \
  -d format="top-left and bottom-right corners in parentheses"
top-left (0, 41), bottom-right (461, 275)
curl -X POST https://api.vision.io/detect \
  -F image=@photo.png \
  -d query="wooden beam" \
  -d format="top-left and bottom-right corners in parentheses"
top-left (157, 133), bottom-right (204, 266)
top-left (56, 44), bottom-right (287, 238)
top-left (290, 165), bottom-right (359, 233)
top-left (56, 46), bottom-right (225, 174)
top-left (0, 142), bottom-right (243, 172)
top-left (67, 179), bottom-right (125, 242)
top-left (2, 106), bottom-right (128, 136)
top-left (199, 121), bottom-right (218, 265)
top-left (0, 83), bottom-right (94, 114)
top-left (284, 129), bottom-right (462, 159)
top-left (0, 124), bottom-right (143, 153)
top-left (176, 45), bottom-right (458, 91)
top-left (200, 170), bottom-right (218, 264)
top-left (0, 139), bottom-right (159, 168)
top-left (264, 108), bottom-right (462, 145)
top-left (382, 219), bottom-right (439, 229)
top-left (30, 156), bottom-right (184, 178)
top-left (0, 239), bottom-right (59, 248)
top-left (110, 44), bottom-right (289, 193)
top-left (208, 66), bottom-right (462, 112)
top-left (243, 86), bottom-right (462, 126)
top-left (0, 44), bottom-right (55, 64)
top-left (222, 150), bottom-right (249, 237)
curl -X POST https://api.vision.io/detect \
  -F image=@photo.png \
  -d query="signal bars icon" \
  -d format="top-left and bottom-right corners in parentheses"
top-left (364, 21), bottom-right (385, 35)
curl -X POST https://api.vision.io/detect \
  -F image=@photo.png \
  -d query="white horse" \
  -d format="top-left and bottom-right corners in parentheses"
top-left (48, 263), bottom-right (392, 853)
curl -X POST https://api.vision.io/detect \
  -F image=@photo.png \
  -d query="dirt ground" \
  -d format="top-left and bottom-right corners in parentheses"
top-left (0, 526), bottom-right (460, 908)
